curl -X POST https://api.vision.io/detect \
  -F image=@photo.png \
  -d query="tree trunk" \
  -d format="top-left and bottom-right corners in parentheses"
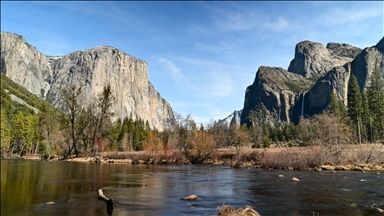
top-left (19, 143), bottom-right (25, 156)
top-left (357, 119), bottom-right (361, 144)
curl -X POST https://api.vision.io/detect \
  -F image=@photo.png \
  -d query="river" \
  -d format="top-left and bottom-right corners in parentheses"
top-left (1, 159), bottom-right (383, 216)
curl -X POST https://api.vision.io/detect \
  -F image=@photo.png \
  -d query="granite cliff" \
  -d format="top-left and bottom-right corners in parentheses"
top-left (218, 110), bottom-right (243, 128)
top-left (241, 37), bottom-right (383, 126)
top-left (241, 66), bottom-right (314, 125)
top-left (1, 32), bottom-right (175, 131)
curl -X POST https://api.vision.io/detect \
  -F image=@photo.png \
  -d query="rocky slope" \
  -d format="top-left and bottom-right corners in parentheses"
top-left (218, 110), bottom-right (242, 128)
top-left (1, 32), bottom-right (175, 131)
top-left (242, 37), bottom-right (383, 126)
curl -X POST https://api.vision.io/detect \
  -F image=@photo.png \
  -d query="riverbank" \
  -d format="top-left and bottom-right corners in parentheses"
top-left (4, 144), bottom-right (383, 171)
top-left (63, 144), bottom-right (384, 171)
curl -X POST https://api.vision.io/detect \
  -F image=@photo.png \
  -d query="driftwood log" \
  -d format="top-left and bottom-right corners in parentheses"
top-left (98, 189), bottom-right (114, 213)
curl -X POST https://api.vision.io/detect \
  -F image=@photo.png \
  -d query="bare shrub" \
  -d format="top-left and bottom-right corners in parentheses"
top-left (348, 143), bottom-right (384, 165)
top-left (142, 131), bottom-right (162, 158)
top-left (216, 204), bottom-right (260, 216)
top-left (189, 130), bottom-right (217, 163)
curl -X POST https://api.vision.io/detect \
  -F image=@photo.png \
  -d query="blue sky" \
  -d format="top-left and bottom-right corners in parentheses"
top-left (1, 1), bottom-right (383, 124)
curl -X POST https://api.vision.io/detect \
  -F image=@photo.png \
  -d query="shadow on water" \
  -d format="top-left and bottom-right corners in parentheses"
top-left (1, 160), bottom-right (383, 216)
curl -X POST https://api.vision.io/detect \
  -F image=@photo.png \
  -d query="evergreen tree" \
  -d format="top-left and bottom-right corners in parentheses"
top-left (367, 64), bottom-right (384, 141)
top-left (329, 89), bottom-right (349, 124)
top-left (330, 89), bottom-right (340, 117)
top-left (0, 110), bottom-right (11, 154)
top-left (361, 89), bottom-right (372, 142)
top-left (347, 75), bottom-right (362, 143)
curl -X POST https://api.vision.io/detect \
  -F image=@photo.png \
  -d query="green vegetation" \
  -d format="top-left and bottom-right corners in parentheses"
top-left (367, 64), bottom-right (384, 141)
top-left (284, 79), bottom-right (314, 93)
top-left (1, 72), bottom-right (63, 158)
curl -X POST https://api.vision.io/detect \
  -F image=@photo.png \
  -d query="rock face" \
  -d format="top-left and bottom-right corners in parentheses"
top-left (288, 40), bottom-right (361, 79)
top-left (218, 110), bottom-right (243, 128)
top-left (350, 42), bottom-right (384, 90)
top-left (0, 32), bottom-right (52, 98)
top-left (301, 63), bottom-right (351, 119)
top-left (241, 66), bottom-right (313, 125)
top-left (1, 32), bottom-right (175, 131)
top-left (242, 37), bottom-right (383, 126)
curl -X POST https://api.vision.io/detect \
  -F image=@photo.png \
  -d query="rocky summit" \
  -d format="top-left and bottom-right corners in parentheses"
top-left (241, 37), bottom-right (384, 126)
top-left (0, 32), bottom-right (175, 131)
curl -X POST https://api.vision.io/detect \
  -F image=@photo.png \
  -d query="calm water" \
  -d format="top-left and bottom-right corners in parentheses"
top-left (1, 159), bottom-right (383, 216)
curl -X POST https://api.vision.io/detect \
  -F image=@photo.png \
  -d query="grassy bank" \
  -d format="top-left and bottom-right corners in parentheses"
top-left (64, 144), bottom-right (384, 171)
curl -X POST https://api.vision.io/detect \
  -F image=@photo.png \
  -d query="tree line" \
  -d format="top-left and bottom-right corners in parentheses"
top-left (1, 65), bottom-right (383, 160)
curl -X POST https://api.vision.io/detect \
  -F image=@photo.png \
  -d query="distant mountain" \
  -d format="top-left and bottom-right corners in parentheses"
top-left (1, 32), bottom-right (175, 131)
top-left (241, 37), bottom-right (384, 126)
top-left (218, 110), bottom-right (242, 128)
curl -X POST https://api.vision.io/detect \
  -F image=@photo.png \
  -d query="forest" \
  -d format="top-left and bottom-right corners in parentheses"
top-left (1, 67), bottom-right (383, 167)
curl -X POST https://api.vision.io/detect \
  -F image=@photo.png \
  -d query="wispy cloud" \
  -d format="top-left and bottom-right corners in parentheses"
top-left (35, 32), bottom-right (73, 55)
top-left (317, 3), bottom-right (382, 26)
top-left (263, 17), bottom-right (290, 33)
top-left (190, 5), bottom-right (292, 36)
top-left (157, 57), bottom-right (185, 82)
top-left (204, 71), bottom-right (234, 98)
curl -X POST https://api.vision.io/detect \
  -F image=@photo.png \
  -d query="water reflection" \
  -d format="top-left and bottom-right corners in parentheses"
top-left (1, 160), bottom-right (383, 216)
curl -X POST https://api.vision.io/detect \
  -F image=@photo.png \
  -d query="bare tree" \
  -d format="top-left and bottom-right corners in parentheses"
top-left (62, 86), bottom-right (83, 158)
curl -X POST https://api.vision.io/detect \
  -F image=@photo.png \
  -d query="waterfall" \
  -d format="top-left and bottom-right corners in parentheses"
top-left (301, 92), bottom-right (306, 117)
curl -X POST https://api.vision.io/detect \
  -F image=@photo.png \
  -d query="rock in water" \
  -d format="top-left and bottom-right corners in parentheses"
top-left (182, 194), bottom-right (198, 200)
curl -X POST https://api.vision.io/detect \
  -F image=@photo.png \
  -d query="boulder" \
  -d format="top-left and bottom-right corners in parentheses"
top-left (182, 194), bottom-right (198, 200)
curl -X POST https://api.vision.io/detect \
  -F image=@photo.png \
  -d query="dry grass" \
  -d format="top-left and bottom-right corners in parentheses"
top-left (65, 144), bottom-right (384, 170)
top-left (103, 150), bottom-right (188, 164)
top-left (216, 205), bottom-right (261, 216)
top-left (240, 144), bottom-right (383, 170)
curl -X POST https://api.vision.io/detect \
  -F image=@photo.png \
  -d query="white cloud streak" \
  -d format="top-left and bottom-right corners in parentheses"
top-left (157, 57), bottom-right (185, 82)
top-left (317, 4), bottom-right (382, 26)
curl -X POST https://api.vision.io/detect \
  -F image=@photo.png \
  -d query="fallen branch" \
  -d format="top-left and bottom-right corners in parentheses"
top-left (95, 156), bottom-right (102, 163)
top-left (98, 189), bottom-right (114, 211)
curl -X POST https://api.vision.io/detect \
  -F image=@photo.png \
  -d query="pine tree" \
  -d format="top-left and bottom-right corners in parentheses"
top-left (347, 75), bottom-right (362, 143)
top-left (367, 64), bottom-right (384, 141)
top-left (330, 89), bottom-right (340, 117)
top-left (361, 89), bottom-right (372, 142)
